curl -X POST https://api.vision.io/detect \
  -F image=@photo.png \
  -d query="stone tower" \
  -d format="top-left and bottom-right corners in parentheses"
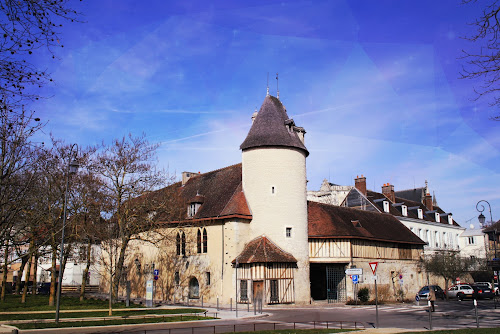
top-left (240, 95), bottom-right (311, 303)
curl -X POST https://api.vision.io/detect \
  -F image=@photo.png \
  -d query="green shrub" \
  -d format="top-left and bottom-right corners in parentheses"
top-left (358, 287), bottom-right (369, 302)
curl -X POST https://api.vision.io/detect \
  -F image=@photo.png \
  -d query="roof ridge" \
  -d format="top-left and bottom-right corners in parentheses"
top-left (193, 162), bottom-right (242, 178)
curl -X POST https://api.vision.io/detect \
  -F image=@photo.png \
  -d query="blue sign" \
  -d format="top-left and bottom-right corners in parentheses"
top-left (352, 274), bottom-right (359, 284)
top-left (154, 275), bottom-right (159, 281)
top-left (415, 295), bottom-right (420, 302)
top-left (154, 269), bottom-right (159, 275)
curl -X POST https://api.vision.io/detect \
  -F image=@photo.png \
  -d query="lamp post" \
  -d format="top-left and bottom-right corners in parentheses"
top-left (55, 144), bottom-right (79, 323)
top-left (476, 200), bottom-right (499, 288)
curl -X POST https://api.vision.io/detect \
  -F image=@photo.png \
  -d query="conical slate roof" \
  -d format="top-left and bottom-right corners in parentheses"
top-left (240, 95), bottom-right (309, 156)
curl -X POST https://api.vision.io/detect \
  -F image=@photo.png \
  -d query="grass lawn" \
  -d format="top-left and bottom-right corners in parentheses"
top-left (233, 330), bottom-right (353, 334)
top-left (0, 294), bottom-right (130, 311)
top-left (0, 308), bottom-right (205, 321)
top-left (14, 315), bottom-right (214, 329)
top-left (406, 329), bottom-right (500, 334)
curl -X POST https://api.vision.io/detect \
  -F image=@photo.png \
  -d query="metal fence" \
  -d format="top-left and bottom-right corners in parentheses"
top-left (96, 320), bottom-right (364, 334)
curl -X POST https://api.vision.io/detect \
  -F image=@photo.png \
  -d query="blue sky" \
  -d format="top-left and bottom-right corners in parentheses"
top-left (31, 0), bottom-right (500, 226)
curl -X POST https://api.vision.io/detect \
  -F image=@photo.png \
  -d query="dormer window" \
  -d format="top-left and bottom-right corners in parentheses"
top-left (448, 214), bottom-right (453, 225)
top-left (188, 203), bottom-right (198, 217)
top-left (402, 205), bottom-right (407, 217)
top-left (383, 201), bottom-right (390, 213)
top-left (418, 209), bottom-right (423, 219)
top-left (435, 212), bottom-right (440, 223)
top-left (187, 193), bottom-right (205, 218)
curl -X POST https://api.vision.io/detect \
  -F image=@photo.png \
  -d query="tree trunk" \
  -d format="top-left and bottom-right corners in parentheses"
top-left (21, 240), bottom-right (35, 303)
top-left (49, 248), bottom-right (57, 306)
top-left (112, 237), bottom-right (129, 299)
top-left (15, 255), bottom-right (28, 295)
top-left (1, 240), bottom-right (9, 301)
top-left (32, 252), bottom-right (39, 295)
top-left (79, 242), bottom-right (91, 301)
top-left (108, 264), bottom-right (113, 316)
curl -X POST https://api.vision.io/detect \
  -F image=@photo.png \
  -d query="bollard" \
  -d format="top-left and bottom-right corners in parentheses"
top-left (11, 330), bottom-right (18, 334)
top-left (248, 301), bottom-right (250, 312)
top-left (474, 299), bottom-right (479, 328)
top-left (202, 296), bottom-right (204, 307)
top-left (254, 300), bottom-right (256, 315)
top-left (230, 297), bottom-right (232, 312)
top-left (428, 300), bottom-right (433, 330)
top-left (217, 296), bottom-right (219, 311)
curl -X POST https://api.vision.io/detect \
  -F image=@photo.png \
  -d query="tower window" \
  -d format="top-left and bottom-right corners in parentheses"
top-left (206, 272), bottom-right (211, 285)
top-left (271, 186), bottom-right (275, 194)
top-left (286, 227), bottom-right (292, 238)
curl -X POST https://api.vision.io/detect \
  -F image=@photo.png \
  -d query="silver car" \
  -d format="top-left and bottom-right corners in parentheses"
top-left (447, 284), bottom-right (474, 300)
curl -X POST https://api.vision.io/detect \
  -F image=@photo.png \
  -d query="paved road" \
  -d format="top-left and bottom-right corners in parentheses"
top-left (4, 298), bottom-right (500, 334)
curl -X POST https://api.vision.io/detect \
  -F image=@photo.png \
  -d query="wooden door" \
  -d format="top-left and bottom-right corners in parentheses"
top-left (253, 280), bottom-right (264, 302)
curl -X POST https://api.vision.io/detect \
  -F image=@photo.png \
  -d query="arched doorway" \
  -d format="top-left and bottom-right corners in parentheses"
top-left (189, 277), bottom-right (199, 298)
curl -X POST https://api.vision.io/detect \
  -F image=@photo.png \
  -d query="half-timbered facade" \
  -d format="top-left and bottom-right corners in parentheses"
top-left (308, 202), bottom-right (426, 302)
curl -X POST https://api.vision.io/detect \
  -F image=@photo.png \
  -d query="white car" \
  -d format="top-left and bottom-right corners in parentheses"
top-left (447, 284), bottom-right (474, 300)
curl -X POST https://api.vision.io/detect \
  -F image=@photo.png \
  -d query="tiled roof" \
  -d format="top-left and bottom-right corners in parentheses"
top-left (180, 163), bottom-right (250, 219)
top-left (152, 164), bottom-right (251, 223)
top-left (483, 220), bottom-right (500, 234)
top-left (240, 95), bottom-right (309, 156)
top-left (308, 201), bottom-right (426, 245)
top-left (233, 236), bottom-right (297, 264)
top-left (362, 190), bottom-right (461, 227)
top-left (394, 187), bottom-right (426, 203)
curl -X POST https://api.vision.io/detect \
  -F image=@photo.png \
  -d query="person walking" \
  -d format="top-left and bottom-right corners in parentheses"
top-left (428, 287), bottom-right (436, 312)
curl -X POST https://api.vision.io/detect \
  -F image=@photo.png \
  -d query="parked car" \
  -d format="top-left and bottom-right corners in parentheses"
top-left (36, 282), bottom-right (54, 295)
top-left (471, 283), bottom-right (495, 299)
top-left (416, 285), bottom-right (445, 300)
top-left (447, 284), bottom-right (474, 300)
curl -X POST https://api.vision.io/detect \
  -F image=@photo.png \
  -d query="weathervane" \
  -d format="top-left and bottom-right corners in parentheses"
top-left (276, 72), bottom-right (279, 99)
top-left (266, 72), bottom-right (269, 96)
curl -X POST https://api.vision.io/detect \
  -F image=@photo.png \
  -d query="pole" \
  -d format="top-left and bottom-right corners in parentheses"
top-left (55, 144), bottom-right (78, 323)
top-left (375, 278), bottom-right (379, 328)
top-left (474, 299), bottom-right (479, 328)
top-left (428, 300), bottom-right (432, 330)
top-left (235, 260), bottom-right (238, 318)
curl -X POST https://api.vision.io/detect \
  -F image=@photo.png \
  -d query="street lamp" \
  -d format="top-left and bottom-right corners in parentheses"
top-left (476, 200), bottom-right (499, 288)
top-left (55, 144), bottom-right (79, 323)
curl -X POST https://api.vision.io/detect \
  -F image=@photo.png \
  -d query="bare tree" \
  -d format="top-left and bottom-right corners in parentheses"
top-left (91, 133), bottom-right (182, 302)
top-left (0, 0), bottom-right (81, 108)
top-left (421, 251), bottom-right (474, 298)
top-left (461, 0), bottom-right (500, 118)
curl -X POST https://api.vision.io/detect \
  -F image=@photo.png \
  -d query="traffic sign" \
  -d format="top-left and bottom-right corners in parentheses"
top-left (352, 275), bottom-right (359, 284)
top-left (154, 269), bottom-right (159, 275)
top-left (369, 262), bottom-right (378, 275)
top-left (345, 268), bottom-right (363, 275)
top-left (154, 275), bottom-right (159, 281)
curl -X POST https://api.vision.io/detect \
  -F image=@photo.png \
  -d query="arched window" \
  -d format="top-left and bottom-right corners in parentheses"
top-left (181, 231), bottom-right (186, 256)
top-left (176, 232), bottom-right (181, 256)
top-left (197, 229), bottom-right (202, 253)
top-left (189, 277), bottom-right (199, 298)
top-left (203, 228), bottom-right (208, 253)
top-left (177, 231), bottom-right (186, 256)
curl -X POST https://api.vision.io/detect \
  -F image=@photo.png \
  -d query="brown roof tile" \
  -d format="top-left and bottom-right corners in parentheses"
top-left (233, 236), bottom-right (297, 264)
top-left (308, 201), bottom-right (425, 245)
top-left (240, 95), bottom-right (309, 156)
top-left (180, 163), bottom-right (250, 220)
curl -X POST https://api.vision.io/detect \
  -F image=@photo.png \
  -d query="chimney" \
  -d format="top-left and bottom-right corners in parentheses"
top-left (381, 183), bottom-right (395, 203)
top-left (424, 193), bottom-right (433, 211)
top-left (182, 171), bottom-right (197, 186)
top-left (354, 175), bottom-right (367, 196)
